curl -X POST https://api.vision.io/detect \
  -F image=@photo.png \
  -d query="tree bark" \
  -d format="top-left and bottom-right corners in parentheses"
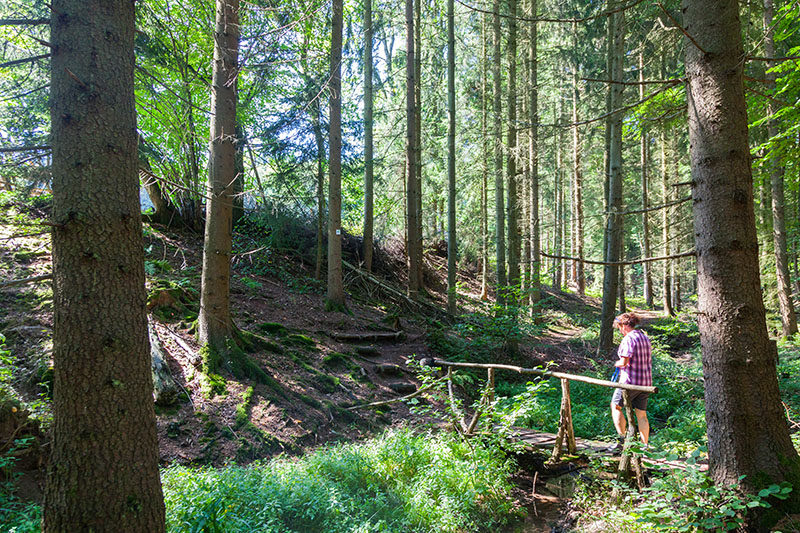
top-left (572, 21), bottom-right (585, 296)
top-left (639, 51), bottom-right (653, 308)
top-left (684, 0), bottom-right (800, 510)
top-left (493, 0), bottom-right (506, 304)
top-left (45, 0), bottom-right (166, 529)
top-left (406, 0), bottom-right (422, 297)
top-left (554, 89), bottom-right (563, 290)
top-left (327, 0), bottom-right (346, 309)
top-left (363, 0), bottom-right (375, 272)
top-left (446, 0), bottom-right (457, 313)
top-left (765, 0), bottom-right (797, 338)
top-left (528, 0), bottom-right (541, 307)
top-left (661, 125), bottom-right (674, 316)
top-left (598, 0), bottom-right (625, 358)
top-left (507, 0), bottom-right (520, 302)
top-left (480, 15), bottom-right (490, 301)
top-left (414, 0), bottom-right (424, 291)
top-left (198, 0), bottom-right (240, 353)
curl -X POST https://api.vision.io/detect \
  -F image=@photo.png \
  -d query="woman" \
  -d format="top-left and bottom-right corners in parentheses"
top-left (608, 312), bottom-right (652, 453)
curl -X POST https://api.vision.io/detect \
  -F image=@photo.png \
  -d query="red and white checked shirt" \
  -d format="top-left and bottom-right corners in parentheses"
top-left (618, 329), bottom-right (652, 387)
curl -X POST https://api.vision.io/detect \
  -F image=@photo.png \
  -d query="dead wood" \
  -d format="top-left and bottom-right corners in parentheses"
top-left (0, 273), bottom-right (52, 289)
top-left (331, 331), bottom-right (404, 342)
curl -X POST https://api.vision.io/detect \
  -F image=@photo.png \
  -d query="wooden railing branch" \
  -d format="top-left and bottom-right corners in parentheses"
top-left (431, 358), bottom-right (657, 394)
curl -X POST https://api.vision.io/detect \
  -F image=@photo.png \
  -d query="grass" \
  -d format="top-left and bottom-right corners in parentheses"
top-left (161, 428), bottom-right (521, 532)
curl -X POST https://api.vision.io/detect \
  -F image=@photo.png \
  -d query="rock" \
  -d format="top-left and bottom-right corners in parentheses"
top-left (374, 364), bottom-right (402, 376)
top-left (355, 345), bottom-right (381, 357)
top-left (149, 323), bottom-right (180, 406)
top-left (388, 382), bottom-right (417, 394)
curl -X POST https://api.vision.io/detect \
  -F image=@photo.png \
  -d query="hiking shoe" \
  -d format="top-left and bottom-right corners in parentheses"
top-left (606, 439), bottom-right (624, 454)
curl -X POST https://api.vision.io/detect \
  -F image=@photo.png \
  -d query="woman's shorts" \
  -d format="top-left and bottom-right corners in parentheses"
top-left (612, 388), bottom-right (649, 410)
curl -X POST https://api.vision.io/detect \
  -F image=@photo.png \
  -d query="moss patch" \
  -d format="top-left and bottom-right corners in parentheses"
top-left (234, 386), bottom-right (255, 428)
top-left (258, 322), bottom-right (288, 337)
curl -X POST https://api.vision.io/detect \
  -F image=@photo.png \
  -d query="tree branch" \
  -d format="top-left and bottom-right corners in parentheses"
top-left (345, 375), bottom-right (447, 410)
top-left (657, 3), bottom-right (707, 55)
top-left (0, 54), bottom-right (50, 69)
top-left (747, 55), bottom-right (800, 62)
top-left (582, 77), bottom-right (684, 85)
top-left (0, 145), bottom-right (50, 153)
top-left (455, 0), bottom-right (646, 24)
top-left (610, 196), bottom-right (692, 216)
top-left (0, 18), bottom-right (49, 26)
top-left (540, 250), bottom-right (696, 266)
top-left (0, 274), bottom-right (53, 289)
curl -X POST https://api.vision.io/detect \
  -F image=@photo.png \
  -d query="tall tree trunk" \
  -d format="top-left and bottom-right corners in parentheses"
top-left (528, 0), bottom-right (541, 307)
top-left (554, 102), bottom-right (562, 290)
top-left (480, 15), bottom-right (490, 301)
top-left (618, 226), bottom-right (626, 312)
top-left (598, 0), bottom-right (625, 358)
top-left (572, 21), bottom-right (585, 296)
top-left (639, 51), bottom-right (654, 308)
top-left (493, 0), bottom-right (506, 303)
top-left (406, 0), bottom-right (422, 297)
top-left (506, 0), bottom-right (520, 303)
top-left (363, 0), bottom-right (375, 272)
top-left (45, 0), bottom-right (166, 529)
top-left (765, 0), bottom-right (797, 337)
top-left (414, 0), bottom-right (424, 290)
top-left (684, 0), bottom-right (800, 511)
top-left (447, 0), bottom-right (457, 313)
top-left (327, 0), bottom-right (346, 309)
top-left (184, 78), bottom-right (203, 232)
top-left (661, 125), bottom-right (674, 316)
top-left (198, 0), bottom-right (240, 352)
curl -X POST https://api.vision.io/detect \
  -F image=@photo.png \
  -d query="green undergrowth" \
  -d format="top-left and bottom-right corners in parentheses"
top-left (162, 428), bottom-right (521, 532)
top-left (0, 437), bottom-right (41, 533)
top-left (232, 211), bottom-right (323, 295)
top-left (569, 449), bottom-right (794, 532)
top-left (491, 315), bottom-right (707, 448)
top-left (427, 306), bottom-right (547, 392)
top-left (494, 347), bottom-right (706, 448)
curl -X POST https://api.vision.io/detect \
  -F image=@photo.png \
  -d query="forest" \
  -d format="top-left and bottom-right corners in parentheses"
top-left (1, 0), bottom-right (800, 530)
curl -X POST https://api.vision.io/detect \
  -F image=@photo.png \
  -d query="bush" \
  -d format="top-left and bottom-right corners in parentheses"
top-left (162, 428), bottom-right (520, 532)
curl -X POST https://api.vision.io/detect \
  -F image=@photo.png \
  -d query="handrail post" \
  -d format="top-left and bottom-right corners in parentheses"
top-left (487, 367), bottom-right (495, 405)
top-left (551, 378), bottom-right (575, 461)
top-left (616, 390), bottom-right (645, 488)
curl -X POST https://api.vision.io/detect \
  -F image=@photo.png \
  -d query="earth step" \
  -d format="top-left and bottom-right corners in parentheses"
top-left (331, 331), bottom-right (404, 343)
top-left (388, 382), bottom-right (417, 394)
top-left (355, 345), bottom-right (381, 357)
top-left (374, 363), bottom-right (402, 376)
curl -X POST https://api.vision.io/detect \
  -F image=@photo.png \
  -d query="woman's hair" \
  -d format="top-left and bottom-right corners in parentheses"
top-left (615, 312), bottom-right (640, 328)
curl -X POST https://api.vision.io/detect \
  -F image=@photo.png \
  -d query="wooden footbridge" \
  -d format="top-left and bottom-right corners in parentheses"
top-left (428, 358), bottom-right (704, 484)
top-left (349, 356), bottom-right (705, 484)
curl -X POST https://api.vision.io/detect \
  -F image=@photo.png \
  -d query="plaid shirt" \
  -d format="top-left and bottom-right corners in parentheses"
top-left (618, 329), bottom-right (652, 387)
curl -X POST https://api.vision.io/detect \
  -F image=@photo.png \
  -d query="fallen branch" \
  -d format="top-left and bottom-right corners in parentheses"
top-left (0, 273), bottom-right (52, 289)
top-left (345, 375), bottom-right (446, 410)
top-left (161, 325), bottom-right (201, 367)
top-left (342, 259), bottom-right (446, 316)
top-left (331, 331), bottom-right (403, 342)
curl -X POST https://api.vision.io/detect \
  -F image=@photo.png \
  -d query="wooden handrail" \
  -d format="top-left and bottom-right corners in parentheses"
top-left (431, 358), bottom-right (657, 394)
